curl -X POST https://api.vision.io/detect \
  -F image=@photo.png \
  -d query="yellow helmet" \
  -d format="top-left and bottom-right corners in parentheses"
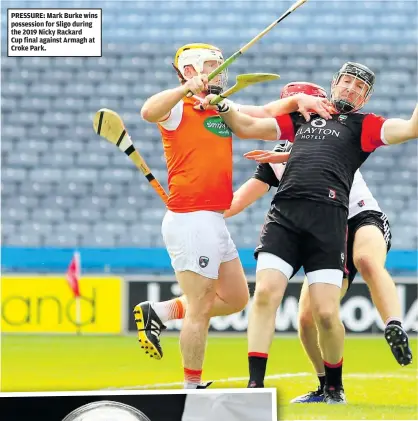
top-left (173, 43), bottom-right (227, 94)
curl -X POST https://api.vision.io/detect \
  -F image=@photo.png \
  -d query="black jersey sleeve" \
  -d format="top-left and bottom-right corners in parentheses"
top-left (252, 163), bottom-right (280, 189)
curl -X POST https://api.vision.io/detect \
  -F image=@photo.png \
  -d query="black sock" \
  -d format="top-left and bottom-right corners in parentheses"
top-left (318, 374), bottom-right (326, 390)
top-left (324, 358), bottom-right (343, 389)
top-left (248, 352), bottom-right (268, 386)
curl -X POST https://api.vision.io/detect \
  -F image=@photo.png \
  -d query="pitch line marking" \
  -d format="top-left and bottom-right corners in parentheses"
top-left (103, 371), bottom-right (417, 390)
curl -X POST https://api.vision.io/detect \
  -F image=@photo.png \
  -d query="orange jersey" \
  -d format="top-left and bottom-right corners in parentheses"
top-left (157, 97), bottom-right (233, 213)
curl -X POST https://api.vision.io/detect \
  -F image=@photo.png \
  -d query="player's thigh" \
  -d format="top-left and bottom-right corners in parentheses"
top-left (352, 215), bottom-right (390, 269)
top-left (303, 204), bottom-right (347, 289)
top-left (309, 282), bottom-right (341, 324)
top-left (162, 210), bottom-right (225, 280)
top-left (217, 256), bottom-right (249, 310)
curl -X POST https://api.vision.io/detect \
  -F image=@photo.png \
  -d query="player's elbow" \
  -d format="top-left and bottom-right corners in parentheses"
top-left (223, 208), bottom-right (235, 219)
top-left (224, 200), bottom-right (244, 219)
top-left (140, 102), bottom-right (164, 123)
top-left (410, 118), bottom-right (418, 139)
top-left (140, 105), bottom-right (155, 123)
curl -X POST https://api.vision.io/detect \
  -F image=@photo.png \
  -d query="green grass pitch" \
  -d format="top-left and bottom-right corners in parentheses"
top-left (2, 334), bottom-right (417, 420)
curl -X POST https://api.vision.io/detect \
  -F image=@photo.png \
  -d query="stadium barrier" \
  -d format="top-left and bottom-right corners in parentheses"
top-left (125, 276), bottom-right (417, 334)
top-left (2, 274), bottom-right (416, 335)
top-left (1, 275), bottom-right (123, 334)
top-left (2, 247), bottom-right (418, 273)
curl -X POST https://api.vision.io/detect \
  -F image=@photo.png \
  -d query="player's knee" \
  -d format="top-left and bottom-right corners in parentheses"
top-left (253, 282), bottom-right (283, 307)
top-left (314, 307), bottom-right (340, 331)
top-left (298, 309), bottom-right (315, 332)
top-left (354, 253), bottom-right (381, 280)
top-left (187, 291), bottom-right (216, 318)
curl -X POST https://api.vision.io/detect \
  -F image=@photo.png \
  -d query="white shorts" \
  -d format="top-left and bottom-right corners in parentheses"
top-left (162, 210), bottom-right (238, 279)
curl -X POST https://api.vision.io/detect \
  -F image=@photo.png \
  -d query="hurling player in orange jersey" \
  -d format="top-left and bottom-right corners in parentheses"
top-left (137, 43), bottom-right (332, 389)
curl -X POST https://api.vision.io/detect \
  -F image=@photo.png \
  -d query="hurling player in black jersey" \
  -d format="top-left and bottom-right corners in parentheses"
top-left (225, 81), bottom-right (412, 403)
top-left (202, 62), bottom-right (418, 403)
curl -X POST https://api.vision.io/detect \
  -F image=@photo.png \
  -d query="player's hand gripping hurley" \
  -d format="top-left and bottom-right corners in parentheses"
top-left (93, 109), bottom-right (169, 204)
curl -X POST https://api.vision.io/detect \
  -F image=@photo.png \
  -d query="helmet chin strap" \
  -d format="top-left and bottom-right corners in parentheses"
top-left (333, 99), bottom-right (355, 114)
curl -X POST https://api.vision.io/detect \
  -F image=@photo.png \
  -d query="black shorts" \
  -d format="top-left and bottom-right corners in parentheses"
top-left (255, 199), bottom-right (348, 276)
top-left (345, 210), bottom-right (392, 289)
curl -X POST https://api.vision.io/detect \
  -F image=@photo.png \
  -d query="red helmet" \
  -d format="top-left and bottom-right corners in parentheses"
top-left (280, 81), bottom-right (328, 99)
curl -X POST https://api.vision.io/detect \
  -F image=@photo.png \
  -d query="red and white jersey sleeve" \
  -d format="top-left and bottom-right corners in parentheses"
top-left (360, 113), bottom-right (388, 152)
top-left (275, 114), bottom-right (296, 142)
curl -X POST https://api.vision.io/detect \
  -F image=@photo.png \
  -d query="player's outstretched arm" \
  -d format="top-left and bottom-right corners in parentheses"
top-left (236, 103), bottom-right (272, 118)
top-left (384, 104), bottom-right (418, 145)
top-left (239, 93), bottom-right (332, 121)
top-left (218, 105), bottom-right (279, 140)
top-left (224, 178), bottom-right (269, 218)
top-left (141, 75), bottom-right (208, 123)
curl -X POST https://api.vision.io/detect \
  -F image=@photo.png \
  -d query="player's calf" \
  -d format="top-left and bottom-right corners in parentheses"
top-left (247, 263), bottom-right (288, 388)
top-left (178, 271), bottom-right (217, 389)
top-left (309, 281), bottom-right (345, 395)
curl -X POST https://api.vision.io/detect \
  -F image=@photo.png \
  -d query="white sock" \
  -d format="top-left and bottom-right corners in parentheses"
top-left (184, 382), bottom-right (199, 389)
top-left (152, 301), bottom-right (171, 323)
top-left (150, 298), bottom-right (186, 324)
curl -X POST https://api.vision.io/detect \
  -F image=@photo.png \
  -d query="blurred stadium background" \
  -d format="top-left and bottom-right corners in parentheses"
top-left (1, 0), bottom-right (417, 419)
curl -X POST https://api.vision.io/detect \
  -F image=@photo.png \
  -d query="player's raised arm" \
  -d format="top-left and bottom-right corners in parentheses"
top-left (361, 104), bottom-right (418, 152)
top-left (261, 93), bottom-right (331, 121)
top-left (383, 104), bottom-right (418, 145)
top-left (236, 83), bottom-right (332, 121)
top-left (214, 104), bottom-right (279, 140)
top-left (141, 74), bottom-right (208, 123)
top-left (237, 95), bottom-right (304, 118)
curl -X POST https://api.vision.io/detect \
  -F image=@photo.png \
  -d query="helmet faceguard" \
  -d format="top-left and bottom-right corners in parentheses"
top-left (280, 81), bottom-right (328, 99)
top-left (331, 62), bottom-right (375, 113)
top-left (173, 43), bottom-right (227, 95)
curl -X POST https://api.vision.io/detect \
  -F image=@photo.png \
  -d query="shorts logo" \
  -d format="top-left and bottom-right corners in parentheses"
top-left (358, 200), bottom-right (365, 207)
top-left (203, 116), bottom-right (232, 138)
top-left (199, 256), bottom-right (209, 268)
top-left (329, 189), bottom-right (336, 199)
top-left (341, 253), bottom-right (345, 263)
